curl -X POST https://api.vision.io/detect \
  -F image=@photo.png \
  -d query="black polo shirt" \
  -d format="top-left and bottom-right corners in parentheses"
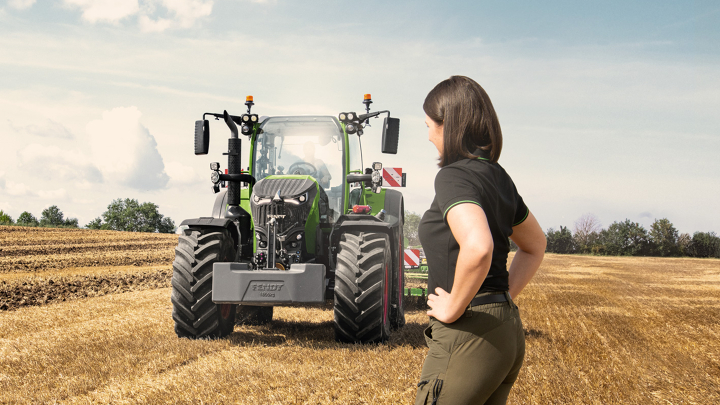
top-left (419, 149), bottom-right (529, 294)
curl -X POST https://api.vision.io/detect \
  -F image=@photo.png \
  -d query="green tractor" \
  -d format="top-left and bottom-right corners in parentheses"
top-left (171, 95), bottom-right (406, 343)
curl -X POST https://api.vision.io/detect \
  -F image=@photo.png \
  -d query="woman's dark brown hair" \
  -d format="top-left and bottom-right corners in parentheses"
top-left (423, 75), bottom-right (503, 166)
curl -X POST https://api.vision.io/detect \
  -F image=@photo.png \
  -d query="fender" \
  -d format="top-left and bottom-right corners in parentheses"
top-left (382, 189), bottom-right (404, 229)
top-left (180, 214), bottom-right (252, 259)
top-left (211, 189), bottom-right (229, 219)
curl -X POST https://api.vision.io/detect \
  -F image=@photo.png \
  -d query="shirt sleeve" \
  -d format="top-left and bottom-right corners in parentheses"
top-left (512, 183), bottom-right (529, 226)
top-left (434, 166), bottom-right (483, 224)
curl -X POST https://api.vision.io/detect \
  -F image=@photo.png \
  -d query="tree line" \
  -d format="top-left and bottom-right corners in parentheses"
top-left (403, 211), bottom-right (719, 259)
top-left (545, 214), bottom-right (719, 258)
top-left (0, 198), bottom-right (175, 234)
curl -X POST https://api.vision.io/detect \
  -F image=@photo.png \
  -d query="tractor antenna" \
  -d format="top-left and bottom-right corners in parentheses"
top-left (245, 95), bottom-right (254, 114)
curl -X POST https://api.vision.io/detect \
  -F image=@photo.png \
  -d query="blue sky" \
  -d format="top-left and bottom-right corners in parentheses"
top-left (1, 0), bottom-right (718, 235)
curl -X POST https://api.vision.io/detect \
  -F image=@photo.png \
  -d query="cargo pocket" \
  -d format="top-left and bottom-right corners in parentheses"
top-left (415, 375), bottom-right (444, 405)
top-left (423, 322), bottom-right (433, 347)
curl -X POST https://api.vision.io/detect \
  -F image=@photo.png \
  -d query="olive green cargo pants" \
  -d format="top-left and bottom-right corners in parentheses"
top-left (414, 292), bottom-right (525, 405)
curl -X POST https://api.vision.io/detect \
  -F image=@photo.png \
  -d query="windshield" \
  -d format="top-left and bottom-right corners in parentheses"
top-left (253, 116), bottom-right (344, 215)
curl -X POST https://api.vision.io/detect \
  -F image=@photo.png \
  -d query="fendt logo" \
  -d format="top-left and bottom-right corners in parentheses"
top-left (252, 283), bottom-right (284, 292)
top-left (267, 215), bottom-right (286, 219)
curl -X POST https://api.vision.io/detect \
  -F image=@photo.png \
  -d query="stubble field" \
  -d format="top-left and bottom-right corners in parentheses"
top-left (1, 226), bottom-right (719, 404)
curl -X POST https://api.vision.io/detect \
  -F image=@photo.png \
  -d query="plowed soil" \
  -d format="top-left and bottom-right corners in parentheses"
top-left (0, 226), bottom-right (176, 310)
top-left (0, 226), bottom-right (177, 273)
top-left (0, 266), bottom-right (170, 311)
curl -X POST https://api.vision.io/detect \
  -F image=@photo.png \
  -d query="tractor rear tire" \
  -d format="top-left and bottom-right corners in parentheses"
top-left (236, 305), bottom-right (273, 325)
top-left (334, 231), bottom-right (392, 343)
top-left (171, 228), bottom-right (237, 339)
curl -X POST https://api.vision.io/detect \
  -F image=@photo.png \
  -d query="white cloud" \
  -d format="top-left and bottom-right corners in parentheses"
top-left (18, 143), bottom-right (103, 183)
top-left (151, 0), bottom-right (212, 29)
top-left (63, 0), bottom-right (139, 23)
top-left (8, 0), bottom-right (36, 10)
top-left (138, 14), bottom-right (172, 32)
top-left (3, 180), bottom-right (33, 196)
top-left (9, 118), bottom-right (74, 139)
top-left (61, 0), bottom-right (212, 31)
top-left (37, 188), bottom-right (68, 200)
top-left (87, 106), bottom-right (169, 190)
top-left (165, 161), bottom-right (200, 185)
top-left (0, 201), bottom-right (11, 211)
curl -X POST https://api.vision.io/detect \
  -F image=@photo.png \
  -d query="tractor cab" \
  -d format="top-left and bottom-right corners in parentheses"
top-left (252, 116), bottom-right (346, 221)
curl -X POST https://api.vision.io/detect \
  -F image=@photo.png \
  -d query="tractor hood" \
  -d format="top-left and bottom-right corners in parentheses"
top-left (252, 176), bottom-right (317, 199)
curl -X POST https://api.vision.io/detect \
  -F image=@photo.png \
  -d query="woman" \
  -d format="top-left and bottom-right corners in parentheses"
top-left (415, 76), bottom-right (546, 405)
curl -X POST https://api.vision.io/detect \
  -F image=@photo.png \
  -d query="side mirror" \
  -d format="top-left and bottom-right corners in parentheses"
top-left (195, 120), bottom-right (209, 155)
top-left (381, 117), bottom-right (399, 154)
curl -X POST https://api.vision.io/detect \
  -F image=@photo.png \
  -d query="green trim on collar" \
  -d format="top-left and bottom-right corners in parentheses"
top-left (443, 200), bottom-right (482, 220)
top-left (472, 148), bottom-right (492, 161)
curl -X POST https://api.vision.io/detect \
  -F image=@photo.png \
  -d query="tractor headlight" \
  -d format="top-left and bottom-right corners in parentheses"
top-left (284, 193), bottom-right (308, 205)
top-left (253, 194), bottom-right (260, 203)
top-left (242, 115), bottom-right (250, 122)
top-left (347, 112), bottom-right (355, 121)
top-left (211, 171), bottom-right (220, 183)
top-left (251, 115), bottom-right (258, 122)
top-left (373, 162), bottom-right (382, 171)
top-left (339, 113), bottom-right (346, 121)
top-left (372, 170), bottom-right (382, 184)
top-left (210, 162), bottom-right (220, 171)
top-left (346, 123), bottom-right (356, 134)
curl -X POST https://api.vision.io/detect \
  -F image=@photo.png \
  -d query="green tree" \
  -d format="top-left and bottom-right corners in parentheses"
top-left (40, 205), bottom-right (65, 227)
top-left (100, 198), bottom-right (175, 233)
top-left (85, 217), bottom-right (104, 230)
top-left (687, 232), bottom-right (720, 258)
top-left (403, 210), bottom-right (422, 247)
top-left (17, 211), bottom-right (39, 227)
top-left (598, 219), bottom-right (650, 256)
top-left (649, 218), bottom-right (679, 257)
top-left (0, 210), bottom-right (14, 225)
top-left (63, 217), bottom-right (79, 228)
top-left (546, 226), bottom-right (575, 254)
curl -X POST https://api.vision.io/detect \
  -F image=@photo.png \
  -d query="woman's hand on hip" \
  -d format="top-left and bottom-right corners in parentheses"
top-left (427, 287), bottom-right (465, 323)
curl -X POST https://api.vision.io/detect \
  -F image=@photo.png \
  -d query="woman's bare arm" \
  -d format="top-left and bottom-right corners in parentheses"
top-left (426, 203), bottom-right (493, 323)
top-left (508, 211), bottom-right (546, 299)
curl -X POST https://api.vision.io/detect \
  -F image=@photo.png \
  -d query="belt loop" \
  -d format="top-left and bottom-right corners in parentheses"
top-left (504, 291), bottom-right (512, 307)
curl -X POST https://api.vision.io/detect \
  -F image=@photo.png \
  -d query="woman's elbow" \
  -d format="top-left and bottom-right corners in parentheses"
top-left (463, 241), bottom-right (494, 264)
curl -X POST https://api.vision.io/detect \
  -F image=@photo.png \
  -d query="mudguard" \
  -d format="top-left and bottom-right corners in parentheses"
top-left (180, 215), bottom-right (252, 259)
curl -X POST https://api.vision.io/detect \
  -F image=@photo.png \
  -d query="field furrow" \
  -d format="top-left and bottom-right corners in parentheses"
top-left (0, 265), bottom-right (171, 310)
top-left (0, 240), bottom-right (176, 258)
top-left (0, 249), bottom-right (174, 273)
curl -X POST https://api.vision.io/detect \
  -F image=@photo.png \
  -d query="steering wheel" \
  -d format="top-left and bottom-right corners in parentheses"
top-left (287, 161), bottom-right (317, 177)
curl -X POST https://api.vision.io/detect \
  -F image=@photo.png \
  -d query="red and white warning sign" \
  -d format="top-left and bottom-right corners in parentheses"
top-left (383, 167), bottom-right (403, 187)
top-left (404, 248), bottom-right (420, 268)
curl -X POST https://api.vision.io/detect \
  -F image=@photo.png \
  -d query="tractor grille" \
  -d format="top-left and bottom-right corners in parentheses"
top-left (253, 202), bottom-right (311, 234)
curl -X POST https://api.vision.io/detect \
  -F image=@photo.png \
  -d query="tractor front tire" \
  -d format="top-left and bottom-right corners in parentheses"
top-left (171, 228), bottom-right (237, 339)
top-left (334, 231), bottom-right (392, 343)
